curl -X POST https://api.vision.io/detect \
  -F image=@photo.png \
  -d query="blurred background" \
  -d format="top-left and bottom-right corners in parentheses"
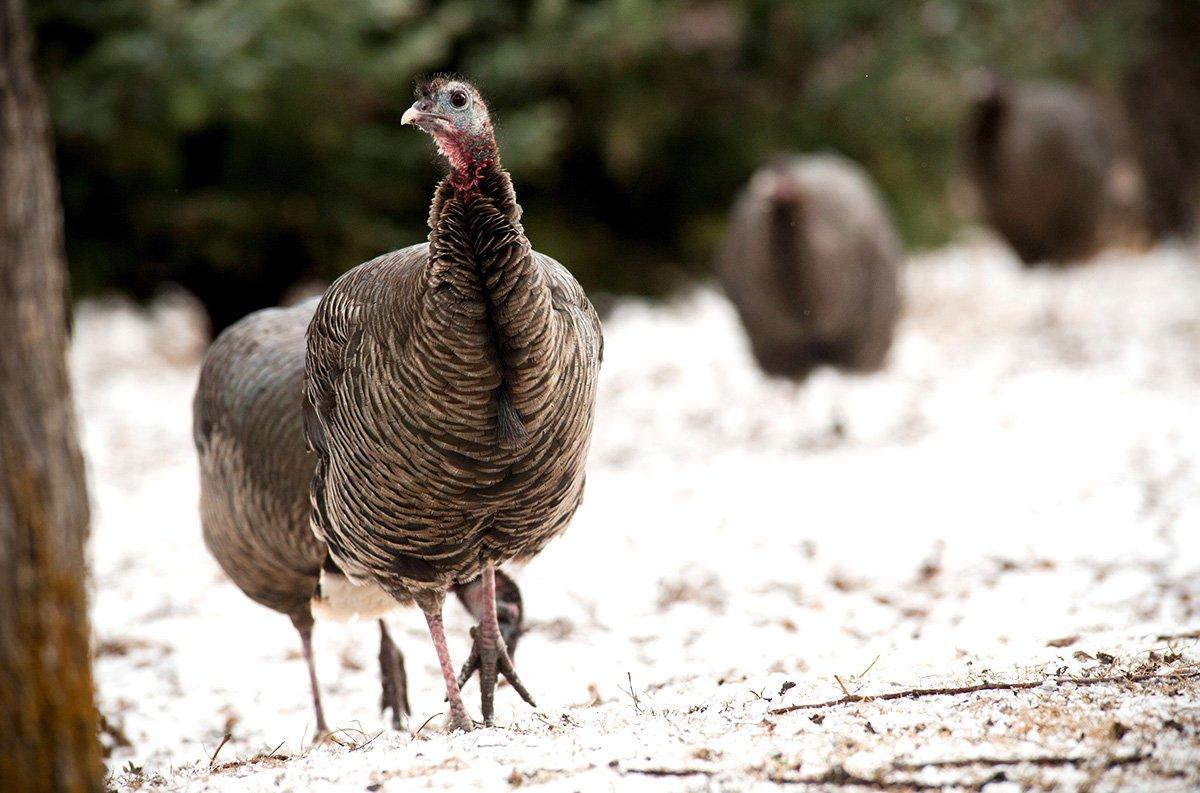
top-left (28, 0), bottom-right (1196, 332)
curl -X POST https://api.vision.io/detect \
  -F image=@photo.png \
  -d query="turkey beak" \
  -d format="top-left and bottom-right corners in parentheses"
top-left (402, 101), bottom-right (448, 133)
top-left (401, 104), bottom-right (423, 127)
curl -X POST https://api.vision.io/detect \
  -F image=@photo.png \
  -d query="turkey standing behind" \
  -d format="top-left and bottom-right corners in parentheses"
top-left (964, 77), bottom-right (1119, 265)
top-left (718, 154), bottom-right (902, 380)
top-left (304, 77), bottom-right (603, 730)
top-left (193, 298), bottom-right (526, 734)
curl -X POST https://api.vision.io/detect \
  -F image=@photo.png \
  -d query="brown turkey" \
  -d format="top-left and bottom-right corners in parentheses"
top-left (1122, 1), bottom-right (1200, 239)
top-left (717, 153), bottom-right (902, 380)
top-left (964, 76), bottom-right (1122, 264)
top-left (304, 77), bottom-right (603, 730)
top-left (193, 297), bottom-right (526, 734)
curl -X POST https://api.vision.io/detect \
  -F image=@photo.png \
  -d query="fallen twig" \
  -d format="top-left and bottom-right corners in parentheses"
top-left (623, 672), bottom-right (642, 714)
top-left (327, 726), bottom-right (367, 747)
top-left (623, 766), bottom-right (712, 777)
top-left (1156, 630), bottom-right (1200, 642)
top-left (769, 669), bottom-right (1200, 715)
top-left (411, 712), bottom-right (441, 739)
top-left (349, 730), bottom-right (384, 753)
top-left (208, 733), bottom-right (232, 769)
top-left (207, 741), bottom-right (291, 776)
top-left (893, 752), bottom-right (1150, 771)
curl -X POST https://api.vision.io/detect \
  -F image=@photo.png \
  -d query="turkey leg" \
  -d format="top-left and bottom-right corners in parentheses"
top-left (456, 563), bottom-right (536, 726)
top-left (422, 606), bottom-right (474, 731)
top-left (378, 620), bottom-right (409, 729)
top-left (454, 567), bottom-right (524, 654)
top-left (293, 616), bottom-right (329, 736)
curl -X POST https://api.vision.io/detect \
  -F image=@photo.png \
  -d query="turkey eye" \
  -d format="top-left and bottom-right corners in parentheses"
top-left (449, 90), bottom-right (468, 109)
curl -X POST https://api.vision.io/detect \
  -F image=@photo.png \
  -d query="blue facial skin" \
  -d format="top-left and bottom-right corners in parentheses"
top-left (404, 83), bottom-right (484, 138)
top-left (402, 79), bottom-right (497, 190)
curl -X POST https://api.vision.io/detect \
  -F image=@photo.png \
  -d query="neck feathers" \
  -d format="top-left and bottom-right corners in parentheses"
top-left (425, 163), bottom-right (553, 448)
top-left (428, 157), bottom-right (516, 226)
top-left (433, 125), bottom-right (500, 193)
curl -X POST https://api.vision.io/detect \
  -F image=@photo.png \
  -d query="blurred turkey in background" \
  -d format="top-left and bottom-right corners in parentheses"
top-left (960, 75), bottom-right (1146, 266)
top-left (717, 155), bottom-right (902, 380)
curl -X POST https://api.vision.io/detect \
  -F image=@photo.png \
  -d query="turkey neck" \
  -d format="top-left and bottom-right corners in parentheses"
top-left (424, 155), bottom-right (555, 445)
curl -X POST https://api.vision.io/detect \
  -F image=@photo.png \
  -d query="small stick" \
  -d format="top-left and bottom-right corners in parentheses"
top-left (411, 712), bottom-right (441, 739)
top-left (834, 675), bottom-right (852, 698)
top-left (624, 672), bottom-right (642, 713)
top-left (208, 733), bottom-right (232, 769)
top-left (624, 766), bottom-right (713, 778)
top-left (324, 727), bottom-right (361, 747)
top-left (892, 751), bottom-right (1150, 771)
top-left (349, 730), bottom-right (384, 753)
top-left (1156, 630), bottom-right (1200, 641)
top-left (769, 668), bottom-right (1199, 715)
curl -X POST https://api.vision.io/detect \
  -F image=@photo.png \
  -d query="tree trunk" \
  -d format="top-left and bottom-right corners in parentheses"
top-left (0, 0), bottom-right (102, 790)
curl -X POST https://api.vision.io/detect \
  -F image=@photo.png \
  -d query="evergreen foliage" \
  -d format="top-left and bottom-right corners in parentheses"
top-left (31, 0), bottom-right (1149, 328)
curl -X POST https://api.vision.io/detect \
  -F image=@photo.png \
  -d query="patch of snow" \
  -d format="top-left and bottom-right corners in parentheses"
top-left (78, 240), bottom-right (1200, 791)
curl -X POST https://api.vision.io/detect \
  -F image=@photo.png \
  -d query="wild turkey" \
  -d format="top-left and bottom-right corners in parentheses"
top-left (717, 153), bottom-right (902, 380)
top-left (193, 297), bottom-right (526, 733)
top-left (304, 76), bottom-right (603, 730)
top-left (964, 76), bottom-right (1119, 264)
top-left (1122, 1), bottom-right (1200, 239)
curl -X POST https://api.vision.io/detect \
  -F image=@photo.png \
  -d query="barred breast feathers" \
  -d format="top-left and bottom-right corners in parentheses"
top-left (303, 154), bottom-right (602, 595)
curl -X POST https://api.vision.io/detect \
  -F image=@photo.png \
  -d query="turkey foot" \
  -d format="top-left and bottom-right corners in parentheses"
top-left (378, 620), bottom-right (410, 729)
top-left (456, 564), bottom-right (536, 726)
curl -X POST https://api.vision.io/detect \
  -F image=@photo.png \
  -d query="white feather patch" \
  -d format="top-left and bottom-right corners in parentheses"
top-left (310, 570), bottom-right (397, 622)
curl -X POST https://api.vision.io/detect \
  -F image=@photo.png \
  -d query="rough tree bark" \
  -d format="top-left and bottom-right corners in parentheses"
top-left (0, 0), bottom-right (102, 790)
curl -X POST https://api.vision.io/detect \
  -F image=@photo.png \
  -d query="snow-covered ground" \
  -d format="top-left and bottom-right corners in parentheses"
top-left (78, 239), bottom-right (1200, 792)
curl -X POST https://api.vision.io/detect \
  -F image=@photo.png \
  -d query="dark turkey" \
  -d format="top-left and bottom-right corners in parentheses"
top-left (193, 297), bottom-right (525, 734)
top-left (304, 76), bottom-right (603, 730)
top-left (717, 154), bottom-right (902, 380)
top-left (1122, 1), bottom-right (1200, 239)
top-left (964, 77), bottom-right (1119, 264)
